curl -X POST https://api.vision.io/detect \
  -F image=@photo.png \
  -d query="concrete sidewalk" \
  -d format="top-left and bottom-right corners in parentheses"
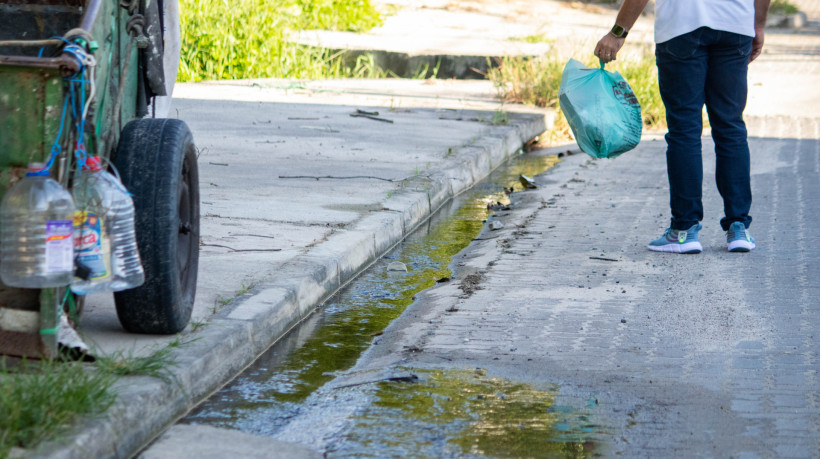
top-left (23, 0), bottom-right (820, 457)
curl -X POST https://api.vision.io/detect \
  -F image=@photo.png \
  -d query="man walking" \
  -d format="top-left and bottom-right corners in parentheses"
top-left (595, 0), bottom-right (770, 253)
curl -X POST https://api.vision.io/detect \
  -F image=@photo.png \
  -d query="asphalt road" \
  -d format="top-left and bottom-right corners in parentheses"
top-left (254, 117), bottom-right (820, 457)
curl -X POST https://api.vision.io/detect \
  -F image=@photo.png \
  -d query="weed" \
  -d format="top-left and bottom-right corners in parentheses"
top-left (0, 359), bottom-right (116, 456)
top-left (770, 0), bottom-right (798, 15)
top-left (413, 59), bottom-right (442, 79)
top-left (388, 97), bottom-right (400, 112)
top-left (179, 0), bottom-right (385, 81)
top-left (236, 283), bottom-right (252, 296)
top-left (190, 319), bottom-right (208, 333)
top-left (95, 346), bottom-right (177, 384)
top-left (486, 55), bottom-right (565, 109)
top-left (166, 336), bottom-right (200, 349)
top-left (212, 295), bottom-right (230, 314)
top-left (508, 33), bottom-right (554, 44)
top-left (490, 110), bottom-right (510, 126)
top-left (212, 283), bottom-right (254, 314)
top-left (350, 53), bottom-right (396, 78)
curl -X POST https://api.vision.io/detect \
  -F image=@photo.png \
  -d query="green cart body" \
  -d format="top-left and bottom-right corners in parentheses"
top-left (0, 0), bottom-right (200, 358)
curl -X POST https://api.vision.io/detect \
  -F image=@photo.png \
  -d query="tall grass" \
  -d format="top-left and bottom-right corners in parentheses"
top-left (0, 360), bottom-right (116, 457)
top-left (0, 341), bottom-right (184, 455)
top-left (178, 0), bottom-right (384, 81)
top-left (770, 0), bottom-right (799, 15)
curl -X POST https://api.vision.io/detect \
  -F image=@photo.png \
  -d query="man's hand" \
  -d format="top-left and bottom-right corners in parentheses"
top-left (595, 33), bottom-right (625, 63)
top-left (593, 0), bottom-right (648, 63)
top-left (750, 26), bottom-right (765, 62)
top-left (752, 0), bottom-right (771, 62)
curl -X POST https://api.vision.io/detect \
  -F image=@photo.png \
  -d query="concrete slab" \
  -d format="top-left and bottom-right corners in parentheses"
top-left (139, 425), bottom-right (321, 459)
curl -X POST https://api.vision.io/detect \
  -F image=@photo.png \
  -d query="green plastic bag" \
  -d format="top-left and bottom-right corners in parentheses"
top-left (558, 58), bottom-right (642, 159)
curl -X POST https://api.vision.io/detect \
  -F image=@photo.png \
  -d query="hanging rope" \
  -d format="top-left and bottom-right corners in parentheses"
top-left (103, 14), bottom-right (146, 155)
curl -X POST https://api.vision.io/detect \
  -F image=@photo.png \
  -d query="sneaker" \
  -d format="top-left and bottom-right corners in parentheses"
top-left (726, 222), bottom-right (755, 252)
top-left (647, 223), bottom-right (703, 254)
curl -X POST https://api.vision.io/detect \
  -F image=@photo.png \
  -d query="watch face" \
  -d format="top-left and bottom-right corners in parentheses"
top-left (612, 25), bottom-right (626, 37)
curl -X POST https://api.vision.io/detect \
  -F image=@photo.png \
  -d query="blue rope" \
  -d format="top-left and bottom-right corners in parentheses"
top-left (33, 36), bottom-right (96, 175)
top-left (62, 44), bottom-right (89, 74)
top-left (36, 97), bottom-right (71, 173)
top-left (70, 77), bottom-right (90, 170)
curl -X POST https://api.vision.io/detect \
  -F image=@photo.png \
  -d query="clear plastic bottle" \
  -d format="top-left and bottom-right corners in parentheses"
top-left (106, 170), bottom-right (144, 291)
top-left (71, 156), bottom-right (144, 294)
top-left (0, 163), bottom-right (76, 288)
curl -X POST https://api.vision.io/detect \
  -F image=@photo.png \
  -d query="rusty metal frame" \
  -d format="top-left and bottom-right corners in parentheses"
top-left (0, 0), bottom-right (101, 73)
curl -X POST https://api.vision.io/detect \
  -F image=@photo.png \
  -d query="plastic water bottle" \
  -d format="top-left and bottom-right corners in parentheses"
top-left (71, 156), bottom-right (144, 294)
top-left (0, 163), bottom-right (76, 288)
top-left (106, 170), bottom-right (144, 292)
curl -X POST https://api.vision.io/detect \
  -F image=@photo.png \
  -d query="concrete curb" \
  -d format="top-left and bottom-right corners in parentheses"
top-left (30, 110), bottom-right (552, 458)
top-left (319, 48), bottom-right (513, 79)
top-left (766, 12), bottom-right (809, 29)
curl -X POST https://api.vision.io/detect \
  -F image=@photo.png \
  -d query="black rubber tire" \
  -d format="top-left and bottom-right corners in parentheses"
top-left (112, 118), bottom-right (200, 334)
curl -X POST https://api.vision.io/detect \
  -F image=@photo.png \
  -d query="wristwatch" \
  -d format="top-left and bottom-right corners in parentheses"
top-left (610, 24), bottom-right (628, 39)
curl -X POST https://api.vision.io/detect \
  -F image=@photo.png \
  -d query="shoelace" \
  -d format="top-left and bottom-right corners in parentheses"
top-left (727, 228), bottom-right (749, 242)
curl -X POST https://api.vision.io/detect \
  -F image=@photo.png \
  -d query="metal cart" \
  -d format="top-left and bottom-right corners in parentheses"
top-left (0, 0), bottom-right (200, 358)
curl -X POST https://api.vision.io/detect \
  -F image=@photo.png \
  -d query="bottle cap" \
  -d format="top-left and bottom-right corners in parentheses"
top-left (25, 163), bottom-right (50, 177)
top-left (83, 156), bottom-right (103, 172)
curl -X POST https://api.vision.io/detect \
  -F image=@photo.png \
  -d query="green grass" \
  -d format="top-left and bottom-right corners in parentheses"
top-left (0, 359), bottom-right (116, 457)
top-left (179, 0), bottom-right (385, 81)
top-left (770, 0), bottom-right (799, 15)
top-left (486, 47), bottom-right (665, 139)
top-left (95, 345), bottom-right (177, 383)
top-left (212, 282), bottom-right (255, 313)
top-left (487, 55), bottom-right (565, 109)
top-left (490, 109), bottom-right (510, 126)
top-left (509, 33), bottom-right (554, 44)
top-left (0, 337), bottom-right (189, 456)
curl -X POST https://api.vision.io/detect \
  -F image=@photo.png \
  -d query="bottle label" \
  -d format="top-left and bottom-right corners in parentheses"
top-left (73, 211), bottom-right (110, 280)
top-left (45, 220), bottom-right (74, 273)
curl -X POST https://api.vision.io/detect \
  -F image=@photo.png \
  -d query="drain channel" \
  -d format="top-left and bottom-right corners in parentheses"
top-left (184, 152), bottom-right (562, 440)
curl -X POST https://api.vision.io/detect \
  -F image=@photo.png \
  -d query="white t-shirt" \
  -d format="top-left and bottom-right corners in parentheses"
top-left (654, 0), bottom-right (756, 44)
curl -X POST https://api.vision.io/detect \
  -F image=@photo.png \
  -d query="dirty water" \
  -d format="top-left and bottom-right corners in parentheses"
top-left (333, 368), bottom-right (596, 458)
top-left (184, 151), bottom-right (578, 453)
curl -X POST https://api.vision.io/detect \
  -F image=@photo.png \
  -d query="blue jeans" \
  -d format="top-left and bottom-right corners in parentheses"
top-left (655, 27), bottom-right (754, 232)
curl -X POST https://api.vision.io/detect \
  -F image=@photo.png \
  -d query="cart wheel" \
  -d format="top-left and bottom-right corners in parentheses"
top-left (112, 118), bottom-right (200, 334)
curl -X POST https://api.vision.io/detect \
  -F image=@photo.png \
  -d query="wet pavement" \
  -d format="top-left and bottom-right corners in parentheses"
top-left (345, 118), bottom-right (820, 456)
top-left (180, 152), bottom-right (559, 438)
top-left (232, 122), bottom-right (819, 457)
